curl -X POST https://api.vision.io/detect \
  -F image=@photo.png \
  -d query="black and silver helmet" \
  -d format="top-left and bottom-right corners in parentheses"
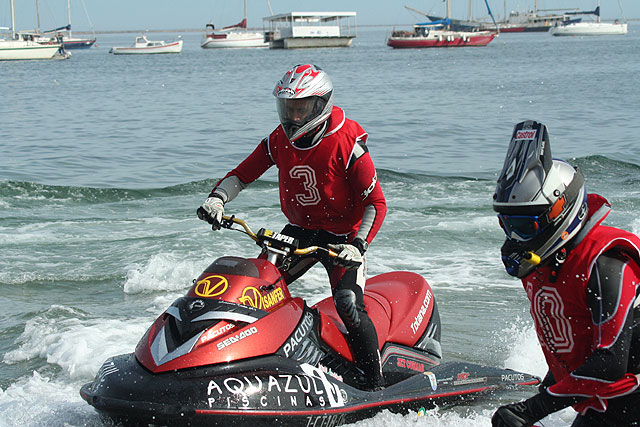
top-left (493, 120), bottom-right (587, 278)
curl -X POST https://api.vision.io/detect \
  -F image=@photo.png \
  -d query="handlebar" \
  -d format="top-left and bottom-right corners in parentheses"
top-left (219, 215), bottom-right (339, 258)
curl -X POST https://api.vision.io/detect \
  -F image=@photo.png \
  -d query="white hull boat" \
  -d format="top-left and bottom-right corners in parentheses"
top-left (550, 21), bottom-right (627, 36)
top-left (201, 30), bottom-right (267, 48)
top-left (0, 39), bottom-right (65, 60)
top-left (550, 0), bottom-right (627, 36)
top-left (0, 0), bottom-right (69, 60)
top-left (110, 35), bottom-right (183, 55)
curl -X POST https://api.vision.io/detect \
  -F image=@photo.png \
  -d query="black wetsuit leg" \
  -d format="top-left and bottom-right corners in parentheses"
top-left (278, 224), bottom-right (384, 390)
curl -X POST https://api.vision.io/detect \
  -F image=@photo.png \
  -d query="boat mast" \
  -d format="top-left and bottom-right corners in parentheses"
top-left (36, 0), bottom-right (41, 32)
top-left (67, 0), bottom-right (72, 37)
top-left (469, 0), bottom-right (473, 21)
top-left (597, 0), bottom-right (601, 23)
top-left (10, 0), bottom-right (16, 38)
top-left (244, 0), bottom-right (248, 32)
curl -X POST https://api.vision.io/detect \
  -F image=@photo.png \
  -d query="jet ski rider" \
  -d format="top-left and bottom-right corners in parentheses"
top-left (491, 121), bottom-right (640, 427)
top-left (197, 64), bottom-right (387, 391)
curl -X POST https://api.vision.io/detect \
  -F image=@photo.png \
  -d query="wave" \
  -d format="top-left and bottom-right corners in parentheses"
top-left (0, 179), bottom-right (277, 205)
top-left (1, 155), bottom-right (638, 204)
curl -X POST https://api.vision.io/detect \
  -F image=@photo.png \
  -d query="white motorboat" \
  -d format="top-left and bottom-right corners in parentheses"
top-left (550, 1), bottom-right (627, 36)
top-left (201, 0), bottom-right (267, 49)
top-left (550, 20), bottom-right (627, 36)
top-left (110, 35), bottom-right (183, 55)
top-left (0, 0), bottom-right (69, 60)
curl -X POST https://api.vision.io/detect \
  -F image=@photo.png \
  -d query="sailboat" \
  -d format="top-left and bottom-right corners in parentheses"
top-left (386, 1), bottom-right (497, 48)
top-left (201, 0), bottom-right (268, 48)
top-left (57, 0), bottom-right (96, 48)
top-left (550, 0), bottom-right (627, 36)
top-left (423, 1), bottom-right (588, 33)
top-left (0, 0), bottom-right (69, 60)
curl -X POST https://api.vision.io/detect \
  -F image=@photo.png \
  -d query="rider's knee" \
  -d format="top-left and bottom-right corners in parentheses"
top-left (334, 289), bottom-right (362, 329)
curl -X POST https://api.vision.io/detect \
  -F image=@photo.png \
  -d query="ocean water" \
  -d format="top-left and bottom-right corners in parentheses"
top-left (1, 27), bottom-right (639, 426)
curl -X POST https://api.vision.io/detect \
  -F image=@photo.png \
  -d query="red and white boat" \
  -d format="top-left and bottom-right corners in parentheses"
top-left (387, 24), bottom-right (496, 48)
top-left (387, 1), bottom-right (497, 48)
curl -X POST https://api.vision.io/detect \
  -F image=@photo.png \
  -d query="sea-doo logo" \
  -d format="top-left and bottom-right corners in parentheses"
top-left (238, 286), bottom-right (285, 310)
top-left (515, 129), bottom-right (537, 140)
top-left (410, 290), bottom-right (433, 334)
top-left (216, 326), bottom-right (258, 351)
top-left (195, 275), bottom-right (228, 298)
top-left (283, 312), bottom-right (314, 357)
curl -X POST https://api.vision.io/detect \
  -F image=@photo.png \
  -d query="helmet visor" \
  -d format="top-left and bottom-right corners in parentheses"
top-left (498, 214), bottom-right (543, 241)
top-left (276, 96), bottom-right (327, 140)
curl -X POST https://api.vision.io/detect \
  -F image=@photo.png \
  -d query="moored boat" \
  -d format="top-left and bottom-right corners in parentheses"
top-left (387, 1), bottom-right (497, 49)
top-left (110, 34), bottom-right (183, 55)
top-left (0, 0), bottom-right (69, 60)
top-left (201, 0), bottom-right (267, 49)
top-left (263, 11), bottom-right (356, 49)
top-left (387, 21), bottom-right (496, 48)
top-left (550, 1), bottom-right (627, 36)
top-left (201, 20), bottom-right (267, 49)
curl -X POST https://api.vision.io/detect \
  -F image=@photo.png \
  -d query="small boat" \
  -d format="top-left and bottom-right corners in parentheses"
top-left (0, 0), bottom-right (69, 60)
top-left (550, 1), bottom-right (627, 36)
top-left (201, 19), bottom-right (267, 49)
top-left (201, 0), bottom-right (267, 49)
top-left (59, 0), bottom-right (97, 49)
top-left (110, 34), bottom-right (183, 55)
top-left (387, 2), bottom-right (497, 49)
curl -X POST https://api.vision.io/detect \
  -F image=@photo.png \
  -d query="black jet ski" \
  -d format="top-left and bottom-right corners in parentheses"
top-left (80, 215), bottom-right (539, 426)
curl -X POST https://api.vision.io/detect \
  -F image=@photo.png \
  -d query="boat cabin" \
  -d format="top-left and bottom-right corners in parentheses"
top-left (263, 11), bottom-right (356, 49)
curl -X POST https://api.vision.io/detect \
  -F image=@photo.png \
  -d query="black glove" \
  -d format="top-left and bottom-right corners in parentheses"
top-left (491, 394), bottom-right (552, 427)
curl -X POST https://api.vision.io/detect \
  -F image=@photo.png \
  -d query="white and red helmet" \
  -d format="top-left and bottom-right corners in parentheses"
top-left (273, 64), bottom-right (334, 145)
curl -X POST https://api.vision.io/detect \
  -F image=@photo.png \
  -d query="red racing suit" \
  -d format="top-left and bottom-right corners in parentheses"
top-left (212, 106), bottom-right (386, 244)
top-left (522, 194), bottom-right (640, 415)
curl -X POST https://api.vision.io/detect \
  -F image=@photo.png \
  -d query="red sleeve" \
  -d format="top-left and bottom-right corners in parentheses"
top-left (211, 139), bottom-right (275, 195)
top-left (347, 151), bottom-right (386, 244)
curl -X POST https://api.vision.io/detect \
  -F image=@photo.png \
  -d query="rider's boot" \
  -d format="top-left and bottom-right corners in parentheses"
top-left (334, 289), bottom-right (385, 391)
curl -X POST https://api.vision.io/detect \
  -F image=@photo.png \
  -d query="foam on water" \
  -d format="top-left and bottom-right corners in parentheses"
top-left (0, 372), bottom-right (101, 427)
top-left (0, 318), bottom-right (573, 427)
top-left (123, 251), bottom-right (209, 294)
top-left (3, 305), bottom-right (148, 380)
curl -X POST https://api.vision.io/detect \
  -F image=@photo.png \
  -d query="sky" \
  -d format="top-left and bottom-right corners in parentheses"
top-left (3, 0), bottom-right (638, 32)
